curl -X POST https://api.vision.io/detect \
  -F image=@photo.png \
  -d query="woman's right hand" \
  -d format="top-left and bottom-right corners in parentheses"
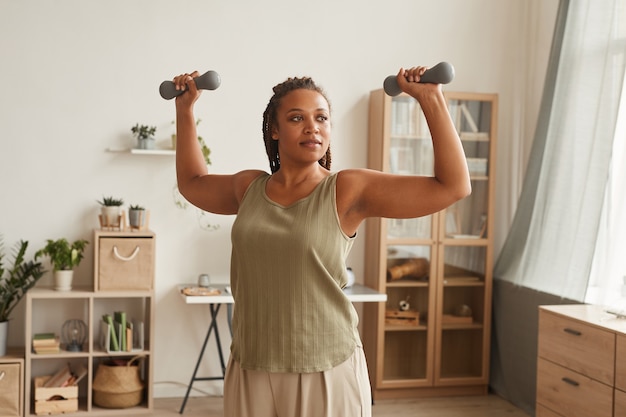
top-left (173, 71), bottom-right (202, 109)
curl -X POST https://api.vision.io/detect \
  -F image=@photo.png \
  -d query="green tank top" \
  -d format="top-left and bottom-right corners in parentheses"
top-left (229, 172), bottom-right (360, 373)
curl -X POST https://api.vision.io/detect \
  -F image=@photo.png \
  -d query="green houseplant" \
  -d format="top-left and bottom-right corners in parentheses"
top-left (35, 238), bottom-right (88, 291)
top-left (98, 196), bottom-right (124, 228)
top-left (131, 123), bottom-right (157, 150)
top-left (0, 238), bottom-right (46, 355)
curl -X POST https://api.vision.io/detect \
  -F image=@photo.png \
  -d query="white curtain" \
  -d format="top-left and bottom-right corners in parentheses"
top-left (494, 0), bottom-right (626, 301)
top-left (586, 75), bottom-right (626, 307)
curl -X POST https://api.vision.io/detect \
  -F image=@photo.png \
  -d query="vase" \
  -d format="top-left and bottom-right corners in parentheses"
top-left (128, 209), bottom-right (145, 229)
top-left (101, 206), bottom-right (121, 228)
top-left (0, 321), bottom-right (7, 356)
top-left (138, 138), bottom-right (156, 150)
top-left (55, 270), bottom-right (74, 291)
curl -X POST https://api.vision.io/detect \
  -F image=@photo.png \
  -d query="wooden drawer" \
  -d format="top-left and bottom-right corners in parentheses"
top-left (616, 388), bottom-right (626, 417)
top-left (616, 334), bottom-right (626, 391)
top-left (0, 362), bottom-right (22, 417)
top-left (538, 310), bottom-right (614, 385)
top-left (537, 357), bottom-right (612, 417)
top-left (536, 403), bottom-right (563, 417)
top-left (96, 235), bottom-right (155, 291)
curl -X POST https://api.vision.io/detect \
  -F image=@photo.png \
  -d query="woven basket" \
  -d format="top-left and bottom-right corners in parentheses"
top-left (93, 356), bottom-right (144, 409)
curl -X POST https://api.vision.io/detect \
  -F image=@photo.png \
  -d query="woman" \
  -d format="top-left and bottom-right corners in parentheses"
top-left (172, 66), bottom-right (470, 417)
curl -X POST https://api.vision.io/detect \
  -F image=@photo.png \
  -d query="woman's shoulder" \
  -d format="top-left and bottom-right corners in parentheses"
top-left (233, 169), bottom-right (268, 202)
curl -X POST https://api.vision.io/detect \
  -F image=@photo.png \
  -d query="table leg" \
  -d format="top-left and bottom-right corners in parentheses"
top-left (179, 303), bottom-right (224, 414)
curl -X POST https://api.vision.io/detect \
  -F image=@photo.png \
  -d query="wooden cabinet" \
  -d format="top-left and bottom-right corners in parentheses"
top-left (537, 305), bottom-right (626, 417)
top-left (23, 230), bottom-right (155, 416)
top-left (362, 90), bottom-right (497, 399)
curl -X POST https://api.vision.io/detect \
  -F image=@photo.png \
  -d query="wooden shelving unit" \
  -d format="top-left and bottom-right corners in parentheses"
top-left (23, 230), bottom-right (156, 416)
top-left (362, 90), bottom-right (498, 399)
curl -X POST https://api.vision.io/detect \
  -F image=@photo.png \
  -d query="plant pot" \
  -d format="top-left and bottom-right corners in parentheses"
top-left (54, 270), bottom-right (74, 291)
top-left (137, 138), bottom-right (155, 150)
top-left (128, 209), bottom-right (146, 229)
top-left (101, 206), bottom-right (122, 228)
top-left (0, 321), bottom-right (7, 356)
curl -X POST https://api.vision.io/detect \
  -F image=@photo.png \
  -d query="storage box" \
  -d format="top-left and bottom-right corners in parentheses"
top-left (385, 309), bottom-right (420, 326)
top-left (94, 231), bottom-right (155, 291)
top-left (34, 376), bottom-right (78, 415)
top-left (0, 362), bottom-right (21, 417)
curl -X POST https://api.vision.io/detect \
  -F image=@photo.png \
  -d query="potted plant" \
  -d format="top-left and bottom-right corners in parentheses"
top-left (0, 238), bottom-right (46, 355)
top-left (35, 238), bottom-right (89, 291)
top-left (128, 204), bottom-right (146, 229)
top-left (131, 123), bottom-right (157, 150)
top-left (98, 196), bottom-right (124, 228)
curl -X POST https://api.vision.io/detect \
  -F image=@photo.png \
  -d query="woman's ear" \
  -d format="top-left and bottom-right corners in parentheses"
top-left (271, 126), bottom-right (279, 140)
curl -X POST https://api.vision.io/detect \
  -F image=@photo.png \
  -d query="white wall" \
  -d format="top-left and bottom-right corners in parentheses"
top-left (0, 0), bottom-right (558, 398)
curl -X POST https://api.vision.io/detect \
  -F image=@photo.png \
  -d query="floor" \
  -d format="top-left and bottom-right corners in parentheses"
top-left (152, 394), bottom-right (531, 417)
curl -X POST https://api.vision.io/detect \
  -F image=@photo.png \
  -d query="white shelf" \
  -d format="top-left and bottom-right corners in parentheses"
top-left (106, 148), bottom-right (175, 156)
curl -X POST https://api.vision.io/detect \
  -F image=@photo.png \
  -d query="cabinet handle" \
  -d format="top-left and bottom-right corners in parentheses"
top-left (561, 377), bottom-right (579, 387)
top-left (0, 370), bottom-right (4, 380)
top-left (563, 328), bottom-right (582, 336)
top-left (113, 246), bottom-right (140, 261)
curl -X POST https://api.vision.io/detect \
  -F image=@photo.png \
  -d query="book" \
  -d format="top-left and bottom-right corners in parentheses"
top-left (34, 345), bottom-right (61, 354)
top-left (102, 314), bottom-right (119, 351)
top-left (33, 332), bottom-right (61, 353)
top-left (43, 363), bottom-right (73, 388)
top-left (126, 321), bottom-right (133, 352)
top-left (114, 311), bottom-right (127, 351)
top-left (32, 333), bottom-right (60, 347)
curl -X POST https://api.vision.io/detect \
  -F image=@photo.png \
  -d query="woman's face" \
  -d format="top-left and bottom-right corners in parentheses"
top-left (272, 89), bottom-right (331, 167)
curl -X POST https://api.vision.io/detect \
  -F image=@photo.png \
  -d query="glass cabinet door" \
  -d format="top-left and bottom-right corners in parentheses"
top-left (383, 244), bottom-right (433, 383)
top-left (387, 95), bottom-right (434, 240)
top-left (435, 93), bottom-right (496, 384)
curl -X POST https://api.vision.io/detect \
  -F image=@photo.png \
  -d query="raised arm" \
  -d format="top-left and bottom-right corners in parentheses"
top-left (337, 66), bottom-right (471, 234)
top-left (173, 72), bottom-right (263, 215)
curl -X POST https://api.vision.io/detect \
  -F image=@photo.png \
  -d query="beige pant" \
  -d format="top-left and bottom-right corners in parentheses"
top-left (224, 347), bottom-right (372, 417)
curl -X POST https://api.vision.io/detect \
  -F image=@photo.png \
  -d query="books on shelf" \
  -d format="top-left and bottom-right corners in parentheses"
top-left (42, 363), bottom-right (87, 388)
top-left (32, 332), bottom-right (61, 354)
top-left (100, 312), bottom-right (143, 353)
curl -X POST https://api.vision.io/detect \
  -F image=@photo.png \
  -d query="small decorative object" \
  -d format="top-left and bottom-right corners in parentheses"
top-left (61, 319), bottom-right (88, 351)
top-left (197, 273), bottom-right (211, 288)
top-left (386, 295), bottom-right (418, 326)
top-left (131, 123), bottom-right (157, 150)
top-left (181, 286), bottom-right (221, 296)
top-left (454, 304), bottom-right (473, 317)
top-left (386, 258), bottom-right (429, 281)
top-left (98, 196), bottom-right (125, 230)
top-left (442, 304), bottom-right (474, 324)
top-left (128, 204), bottom-right (148, 230)
top-left (345, 267), bottom-right (355, 287)
top-left (0, 238), bottom-right (46, 356)
top-left (35, 238), bottom-right (88, 291)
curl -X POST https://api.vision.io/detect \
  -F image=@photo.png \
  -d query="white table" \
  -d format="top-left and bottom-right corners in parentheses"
top-left (177, 283), bottom-right (386, 413)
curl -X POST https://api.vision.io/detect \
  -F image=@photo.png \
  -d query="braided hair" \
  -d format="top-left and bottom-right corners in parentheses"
top-left (262, 77), bottom-right (332, 173)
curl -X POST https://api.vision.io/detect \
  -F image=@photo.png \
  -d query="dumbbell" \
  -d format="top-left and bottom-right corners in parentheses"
top-left (159, 70), bottom-right (221, 100)
top-left (383, 62), bottom-right (455, 96)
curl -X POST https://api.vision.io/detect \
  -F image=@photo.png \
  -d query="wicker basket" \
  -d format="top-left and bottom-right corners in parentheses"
top-left (92, 356), bottom-right (144, 409)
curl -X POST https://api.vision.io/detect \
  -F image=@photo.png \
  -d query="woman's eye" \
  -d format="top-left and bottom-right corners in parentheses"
top-left (290, 115), bottom-right (303, 122)
top-left (317, 115), bottom-right (329, 122)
